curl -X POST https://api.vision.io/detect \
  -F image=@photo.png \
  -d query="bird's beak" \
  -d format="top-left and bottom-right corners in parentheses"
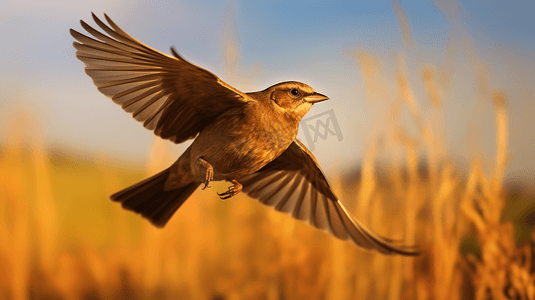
top-left (304, 92), bottom-right (329, 104)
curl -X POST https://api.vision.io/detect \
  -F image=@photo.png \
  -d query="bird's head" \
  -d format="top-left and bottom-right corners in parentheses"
top-left (263, 81), bottom-right (329, 121)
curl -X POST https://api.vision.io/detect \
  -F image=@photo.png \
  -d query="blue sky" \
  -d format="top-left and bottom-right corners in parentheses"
top-left (0, 0), bottom-right (534, 181)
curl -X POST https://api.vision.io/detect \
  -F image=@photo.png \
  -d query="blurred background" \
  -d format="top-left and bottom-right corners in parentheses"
top-left (1, 0), bottom-right (535, 299)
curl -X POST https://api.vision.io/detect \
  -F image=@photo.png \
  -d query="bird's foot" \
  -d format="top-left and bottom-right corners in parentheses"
top-left (197, 157), bottom-right (214, 190)
top-left (203, 168), bottom-right (213, 189)
top-left (217, 180), bottom-right (242, 200)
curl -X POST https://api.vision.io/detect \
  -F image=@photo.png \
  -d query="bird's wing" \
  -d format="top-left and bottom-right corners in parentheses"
top-left (70, 13), bottom-right (250, 144)
top-left (239, 139), bottom-right (420, 255)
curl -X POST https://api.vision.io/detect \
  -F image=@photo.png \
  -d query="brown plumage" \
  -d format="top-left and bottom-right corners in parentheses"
top-left (71, 13), bottom-right (420, 255)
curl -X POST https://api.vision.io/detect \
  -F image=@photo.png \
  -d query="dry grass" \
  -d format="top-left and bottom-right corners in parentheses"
top-left (1, 55), bottom-right (533, 300)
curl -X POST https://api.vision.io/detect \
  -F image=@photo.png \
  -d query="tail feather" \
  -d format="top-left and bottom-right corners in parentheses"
top-left (110, 167), bottom-right (199, 227)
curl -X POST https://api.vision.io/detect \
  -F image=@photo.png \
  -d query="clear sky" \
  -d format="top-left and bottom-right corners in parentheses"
top-left (1, 0), bottom-right (534, 182)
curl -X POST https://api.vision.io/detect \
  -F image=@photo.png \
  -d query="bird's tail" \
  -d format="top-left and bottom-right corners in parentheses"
top-left (110, 167), bottom-right (200, 228)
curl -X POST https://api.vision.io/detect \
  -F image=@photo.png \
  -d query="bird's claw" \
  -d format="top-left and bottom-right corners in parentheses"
top-left (197, 157), bottom-right (214, 190)
top-left (217, 180), bottom-right (242, 200)
top-left (202, 167), bottom-right (214, 190)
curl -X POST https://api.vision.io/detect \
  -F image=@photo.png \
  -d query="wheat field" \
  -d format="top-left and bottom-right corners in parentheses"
top-left (1, 54), bottom-right (533, 299)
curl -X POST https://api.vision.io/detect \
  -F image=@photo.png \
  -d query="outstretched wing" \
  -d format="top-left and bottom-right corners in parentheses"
top-left (71, 13), bottom-right (250, 143)
top-left (239, 140), bottom-right (420, 255)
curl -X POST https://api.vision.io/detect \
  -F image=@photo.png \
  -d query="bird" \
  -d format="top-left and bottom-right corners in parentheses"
top-left (70, 13), bottom-right (420, 255)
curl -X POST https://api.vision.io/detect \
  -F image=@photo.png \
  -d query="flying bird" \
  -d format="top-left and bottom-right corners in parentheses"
top-left (70, 13), bottom-right (419, 255)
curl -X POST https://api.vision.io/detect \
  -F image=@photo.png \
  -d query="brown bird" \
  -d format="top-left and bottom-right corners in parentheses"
top-left (71, 13), bottom-right (419, 255)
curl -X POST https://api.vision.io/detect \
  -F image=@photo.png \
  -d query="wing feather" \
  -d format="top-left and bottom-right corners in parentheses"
top-left (71, 13), bottom-right (250, 144)
top-left (239, 140), bottom-right (420, 255)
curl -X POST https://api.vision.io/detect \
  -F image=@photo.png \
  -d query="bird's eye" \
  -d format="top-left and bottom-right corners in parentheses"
top-left (290, 88), bottom-right (299, 96)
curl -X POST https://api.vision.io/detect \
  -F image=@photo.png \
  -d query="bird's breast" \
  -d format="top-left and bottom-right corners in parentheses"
top-left (190, 105), bottom-right (297, 181)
